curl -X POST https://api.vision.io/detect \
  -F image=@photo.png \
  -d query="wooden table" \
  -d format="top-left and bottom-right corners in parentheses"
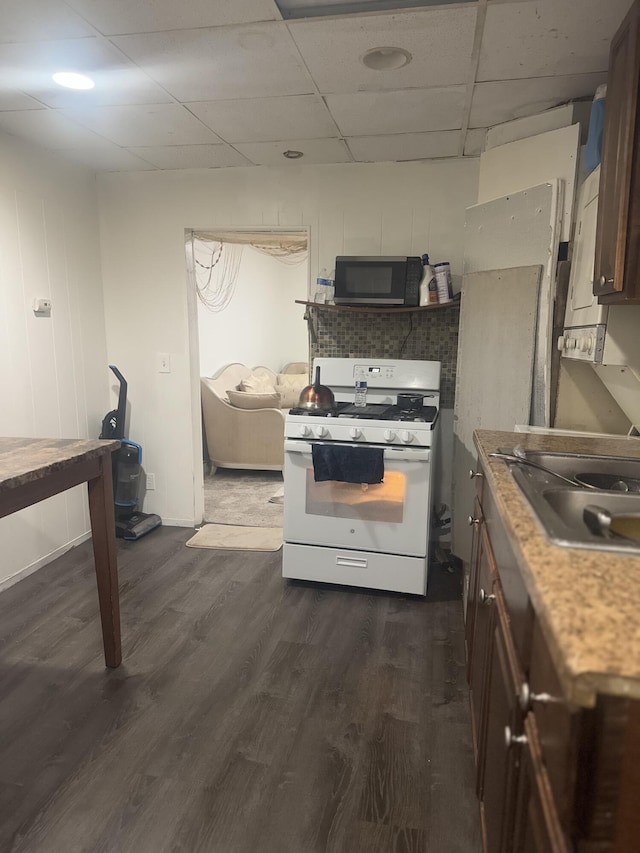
top-left (0, 438), bottom-right (122, 667)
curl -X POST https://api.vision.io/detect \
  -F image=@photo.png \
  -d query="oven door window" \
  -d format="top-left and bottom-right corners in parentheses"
top-left (305, 469), bottom-right (405, 523)
top-left (284, 443), bottom-right (432, 557)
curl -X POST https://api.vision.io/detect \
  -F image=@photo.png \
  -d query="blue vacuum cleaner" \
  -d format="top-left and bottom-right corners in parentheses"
top-left (100, 365), bottom-right (162, 540)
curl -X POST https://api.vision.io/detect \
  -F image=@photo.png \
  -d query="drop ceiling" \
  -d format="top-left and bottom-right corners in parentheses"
top-left (0, 0), bottom-right (630, 172)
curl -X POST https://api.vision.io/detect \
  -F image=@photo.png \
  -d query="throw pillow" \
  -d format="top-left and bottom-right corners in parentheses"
top-left (240, 373), bottom-right (277, 394)
top-left (276, 372), bottom-right (308, 390)
top-left (276, 385), bottom-right (303, 409)
top-left (227, 389), bottom-right (281, 410)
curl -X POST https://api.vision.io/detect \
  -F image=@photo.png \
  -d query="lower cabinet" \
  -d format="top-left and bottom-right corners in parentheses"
top-left (512, 716), bottom-right (569, 853)
top-left (466, 461), bottom-right (640, 853)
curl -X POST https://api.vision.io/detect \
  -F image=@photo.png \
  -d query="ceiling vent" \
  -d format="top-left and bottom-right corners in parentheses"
top-left (275, 0), bottom-right (475, 20)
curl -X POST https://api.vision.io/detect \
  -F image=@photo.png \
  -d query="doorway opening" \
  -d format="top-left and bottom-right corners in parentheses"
top-left (185, 228), bottom-right (309, 527)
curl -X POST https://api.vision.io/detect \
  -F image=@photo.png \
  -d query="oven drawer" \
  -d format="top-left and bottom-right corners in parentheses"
top-left (282, 542), bottom-right (428, 595)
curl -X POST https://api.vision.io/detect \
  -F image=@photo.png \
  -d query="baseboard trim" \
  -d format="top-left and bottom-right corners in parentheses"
top-left (0, 530), bottom-right (92, 594)
top-left (161, 518), bottom-right (195, 528)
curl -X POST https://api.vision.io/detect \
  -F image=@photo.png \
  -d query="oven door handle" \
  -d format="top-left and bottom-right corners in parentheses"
top-left (284, 440), bottom-right (430, 462)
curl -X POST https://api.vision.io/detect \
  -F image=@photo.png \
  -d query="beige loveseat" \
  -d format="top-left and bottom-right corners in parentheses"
top-left (201, 362), bottom-right (308, 471)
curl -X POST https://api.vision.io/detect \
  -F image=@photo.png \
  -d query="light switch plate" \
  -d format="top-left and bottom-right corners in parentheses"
top-left (157, 352), bottom-right (171, 373)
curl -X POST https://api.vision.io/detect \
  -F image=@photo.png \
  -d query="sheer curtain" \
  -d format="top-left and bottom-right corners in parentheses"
top-left (186, 230), bottom-right (308, 314)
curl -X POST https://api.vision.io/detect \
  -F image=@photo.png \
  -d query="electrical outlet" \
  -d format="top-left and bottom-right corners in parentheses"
top-left (146, 473), bottom-right (156, 490)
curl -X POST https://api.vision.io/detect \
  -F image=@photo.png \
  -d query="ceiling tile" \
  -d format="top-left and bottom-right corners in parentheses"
top-left (0, 109), bottom-right (116, 150)
top-left (463, 128), bottom-right (486, 156)
top-left (0, 0), bottom-right (93, 43)
top-left (130, 144), bottom-right (252, 169)
top-left (234, 138), bottom-right (351, 165)
top-left (112, 25), bottom-right (314, 102)
top-left (325, 87), bottom-right (466, 136)
top-left (60, 104), bottom-right (221, 147)
top-left (59, 144), bottom-right (158, 171)
top-left (0, 38), bottom-right (171, 108)
top-left (66, 0), bottom-right (279, 35)
top-left (348, 131), bottom-right (460, 162)
top-left (469, 72), bottom-right (607, 128)
top-left (0, 88), bottom-right (44, 111)
top-left (188, 95), bottom-right (338, 142)
top-left (287, 7), bottom-right (477, 93)
top-left (479, 0), bottom-right (632, 81)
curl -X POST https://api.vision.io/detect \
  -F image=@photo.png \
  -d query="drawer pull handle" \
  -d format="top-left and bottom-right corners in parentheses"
top-left (505, 725), bottom-right (528, 749)
top-left (479, 588), bottom-right (495, 606)
top-left (468, 515), bottom-right (480, 527)
top-left (469, 469), bottom-right (483, 480)
top-left (599, 274), bottom-right (614, 288)
top-left (518, 682), bottom-right (562, 712)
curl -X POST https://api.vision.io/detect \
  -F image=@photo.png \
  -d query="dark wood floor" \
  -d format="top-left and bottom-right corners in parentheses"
top-left (0, 527), bottom-right (481, 853)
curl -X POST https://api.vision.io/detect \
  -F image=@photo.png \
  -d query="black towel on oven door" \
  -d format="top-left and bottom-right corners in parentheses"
top-left (312, 444), bottom-right (384, 484)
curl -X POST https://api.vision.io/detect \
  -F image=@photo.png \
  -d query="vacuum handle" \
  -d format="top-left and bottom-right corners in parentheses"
top-left (109, 364), bottom-right (127, 439)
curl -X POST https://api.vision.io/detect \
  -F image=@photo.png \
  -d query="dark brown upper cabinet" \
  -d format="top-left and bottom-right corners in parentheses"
top-left (594, 0), bottom-right (640, 304)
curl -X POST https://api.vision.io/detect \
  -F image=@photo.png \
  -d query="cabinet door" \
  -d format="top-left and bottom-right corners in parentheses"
top-left (480, 591), bottom-right (522, 853)
top-left (468, 522), bottom-right (497, 773)
top-left (594, 0), bottom-right (640, 303)
top-left (465, 497), bottom-right (483, 681)
top-left (512, 716), bottom-right (570, 853)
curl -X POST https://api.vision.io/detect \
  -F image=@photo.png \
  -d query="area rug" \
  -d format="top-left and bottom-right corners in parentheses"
top-left (186, 524), bottom-right (282, 551)
top-left (204, 469), bottom-right (284, 527)
top-left (268, 486), bottom-right (285, 504)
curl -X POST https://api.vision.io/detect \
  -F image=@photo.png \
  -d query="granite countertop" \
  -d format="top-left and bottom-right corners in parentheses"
top-left (474, 429), bottom-right (640, 707)
top-left (0, 438), bottom-right (120, 492)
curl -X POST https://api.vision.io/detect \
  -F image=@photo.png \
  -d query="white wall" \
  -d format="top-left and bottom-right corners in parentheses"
top-left (97, 159), bottom-right (479, 527)
top-left (197, 243), bottom-right (308, 376)
top-left (0, 132), bottom-right (109, 590)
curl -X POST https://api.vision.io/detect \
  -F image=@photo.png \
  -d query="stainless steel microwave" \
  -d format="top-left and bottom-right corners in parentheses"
top-left (333, 256), bottom-right (422, 307)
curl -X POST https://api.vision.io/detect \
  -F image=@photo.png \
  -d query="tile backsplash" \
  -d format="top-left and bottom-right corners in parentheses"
top-left (307, 304), bottom-right (460, 407)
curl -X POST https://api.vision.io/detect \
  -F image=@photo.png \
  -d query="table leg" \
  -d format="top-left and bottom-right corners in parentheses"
top-left (87, 453), bottom-right (122, 667)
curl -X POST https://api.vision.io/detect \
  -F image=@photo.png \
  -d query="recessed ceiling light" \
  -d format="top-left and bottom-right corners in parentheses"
top-left (52, 71), bottom-right (95, 90)
top-left (283, 150), bottom-right (304, 159)
top-left (362, 47), bottom-right (412, 70)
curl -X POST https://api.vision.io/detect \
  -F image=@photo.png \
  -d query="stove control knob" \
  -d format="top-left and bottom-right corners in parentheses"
top-left (315, 426), bottom-right (328, 438)
top-left (298, 425), bottom-right (311, 437)
top-left (556, 335), bottom-right (565, 352)
top-left (400, 430), bottom-right (413, 444)
top-left (578, 337), bottom-right (590, 352)
top-left (349, 427), bottom-right (362, 440)
top-left (567, 337), bottom-right (577, 350)
top-left (384, 429), bottom-right (396, 442)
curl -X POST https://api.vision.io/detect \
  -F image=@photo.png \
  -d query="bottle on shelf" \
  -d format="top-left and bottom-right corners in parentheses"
top-left (434, 261), bottom-right (453, 303)
top-left (420, 254), bottom-right (438, 306)
top-left (354, 380), bottom-right (367, 407)
top-left (314, 268), bottom-right (334, 304)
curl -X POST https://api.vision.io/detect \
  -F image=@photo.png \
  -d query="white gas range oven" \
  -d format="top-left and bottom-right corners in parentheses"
top-left (282, 358), bottom-right (441, 596)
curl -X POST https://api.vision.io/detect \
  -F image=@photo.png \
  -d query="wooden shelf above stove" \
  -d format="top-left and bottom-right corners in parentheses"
top-left (295, 298), bottom-right (460, 315)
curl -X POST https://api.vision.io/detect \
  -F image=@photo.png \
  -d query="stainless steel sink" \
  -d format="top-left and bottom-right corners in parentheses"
top-left (499, 448), bottom-right (640, 553)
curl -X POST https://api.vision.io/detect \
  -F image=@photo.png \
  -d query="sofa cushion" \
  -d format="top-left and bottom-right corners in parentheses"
top-left (227, 389), bottom-right (281, 410)
top-left (240, 373), bottom-right (277, 394)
